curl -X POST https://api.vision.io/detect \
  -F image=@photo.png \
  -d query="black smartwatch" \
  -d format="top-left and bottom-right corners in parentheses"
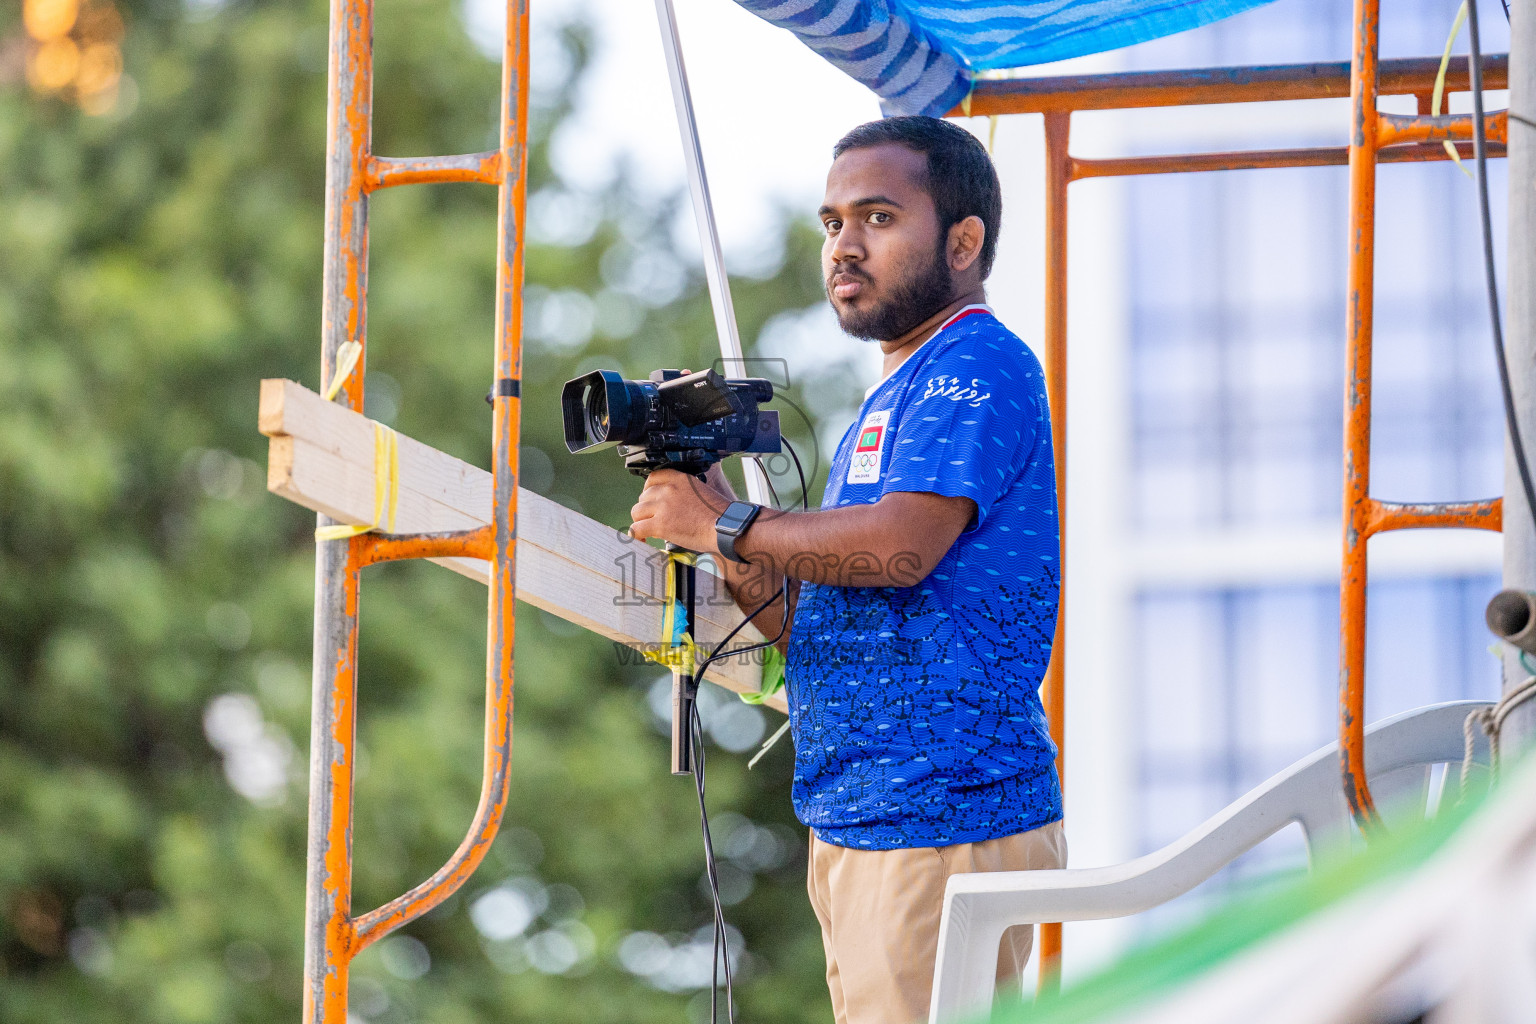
top-left (715, 501), bottom-right (762, 564)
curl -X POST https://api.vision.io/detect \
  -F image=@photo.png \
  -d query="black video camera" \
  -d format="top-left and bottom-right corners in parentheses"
top-left (561, 368), bottom-right (781, 477)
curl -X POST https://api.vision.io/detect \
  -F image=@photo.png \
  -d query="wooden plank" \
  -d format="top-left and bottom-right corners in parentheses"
top-left (259, 379), bottom-right (781, 712)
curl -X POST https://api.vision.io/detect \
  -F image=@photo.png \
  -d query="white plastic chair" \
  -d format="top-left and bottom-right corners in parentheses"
top-left (927, 700), bottom-right (1493, 1023)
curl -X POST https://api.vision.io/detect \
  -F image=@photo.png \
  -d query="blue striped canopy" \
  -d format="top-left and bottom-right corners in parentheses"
top-left (733, 0), bottom-right (1277, 116)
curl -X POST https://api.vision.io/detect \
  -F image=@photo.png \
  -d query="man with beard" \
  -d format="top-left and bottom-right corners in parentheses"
top-left (629, 116), bottom-right (1064, 1024)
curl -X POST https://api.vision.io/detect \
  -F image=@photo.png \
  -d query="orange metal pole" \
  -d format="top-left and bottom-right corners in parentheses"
top-left (366, 151), bottom-right (503, 191)
top-left (302, 0), bottom-right (373, 1010)
top-left (1340, 0), bottom-right (1381, 829)
top-left (955, 55), bottom-right (1506, 117)
top-left (1366, 498), bottom-right (1503, 536)
top-left (1377, 109), bottom-right (1508, 148)
top-left (306, 547), bottom-right (364, 1023)
top-left (1036, 109), bottom-right (1071, 993)
top-left (1068, 140), bottom-right (1505, 179)
top-left (357, 525), bottom-right (496, 567)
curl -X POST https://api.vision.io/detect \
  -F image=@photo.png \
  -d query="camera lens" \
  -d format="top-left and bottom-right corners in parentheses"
top-left (585, 385), bottom-right (609, 442)
top-left (560, 369), bottom-right (654, 453)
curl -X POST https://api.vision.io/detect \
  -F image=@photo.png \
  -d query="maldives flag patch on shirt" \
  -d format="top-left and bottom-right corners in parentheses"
top-left (846, 410), bottom-right (889, 485)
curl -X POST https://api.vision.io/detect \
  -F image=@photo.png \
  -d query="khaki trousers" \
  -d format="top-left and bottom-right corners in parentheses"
top-left (806, 821), bottom-right (1067, 1024)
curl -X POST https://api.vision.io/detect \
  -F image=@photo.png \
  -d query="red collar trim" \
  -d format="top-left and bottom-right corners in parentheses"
top-left (937, 304), bottom-right (992, 333)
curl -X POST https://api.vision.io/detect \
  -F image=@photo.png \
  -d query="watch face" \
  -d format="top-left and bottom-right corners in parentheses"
top-left (721, 503), bottom-right (754, 532)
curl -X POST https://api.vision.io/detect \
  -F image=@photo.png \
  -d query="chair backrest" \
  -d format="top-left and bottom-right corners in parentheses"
top-left (1210, 699), bottom-right (1491, 870)
top-left (928, 701), bottom-right (1493, 1024)
top-left (943, 701), bottom-right (1494, 925)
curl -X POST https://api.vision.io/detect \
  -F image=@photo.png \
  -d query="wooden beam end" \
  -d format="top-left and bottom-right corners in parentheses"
top-left (266, 435), bottom-right (296, 496)
top-left (258, 378), bottom-right (296, 437)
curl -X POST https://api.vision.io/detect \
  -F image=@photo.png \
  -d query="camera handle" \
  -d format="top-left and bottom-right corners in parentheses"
top-left (665, 541), bottom-right (700, 776)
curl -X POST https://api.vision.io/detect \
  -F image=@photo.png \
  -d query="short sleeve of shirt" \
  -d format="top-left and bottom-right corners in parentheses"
top-left (881, 336), bottom-right (1043, 529)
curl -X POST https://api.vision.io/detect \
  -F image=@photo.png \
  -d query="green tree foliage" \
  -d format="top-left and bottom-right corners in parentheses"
top-left (0, 0), bottom-right (856, 1019)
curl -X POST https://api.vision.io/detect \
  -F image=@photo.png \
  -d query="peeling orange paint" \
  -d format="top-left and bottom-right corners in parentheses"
top-left (365, 151), bottom-right (503, 193)
top-left (358, 525), bottom-right (495, 566)
top-left (1378, 108), bottom-right (1508, 148)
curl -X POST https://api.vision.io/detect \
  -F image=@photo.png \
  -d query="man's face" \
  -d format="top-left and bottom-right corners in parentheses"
top-left (820, 144), bottom-right (953, 342)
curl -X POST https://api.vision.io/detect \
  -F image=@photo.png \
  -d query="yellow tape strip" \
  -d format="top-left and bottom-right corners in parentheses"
top-left (1433, 1), bottom-right (1474, 179)
top-left (315, 421), bottom-right (400, 541)
top-left (323, 341), bottom-right (363, 402)
top-left (641, 549), bottom-right (700, 676)
top-left (643, 636), bottom-right (700, 675)
top-left (378, 421), bottom-right (399, 533)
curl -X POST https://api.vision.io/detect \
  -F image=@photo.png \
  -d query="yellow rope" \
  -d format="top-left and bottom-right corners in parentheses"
top-left (323, 341), bottom-right (363, 402)
top-left (315, 421), bottom-right (400, 541)
top-left (1433, 1), bottom-right (1474, 179)
top-left (748, 719), bottom-right (791, 770)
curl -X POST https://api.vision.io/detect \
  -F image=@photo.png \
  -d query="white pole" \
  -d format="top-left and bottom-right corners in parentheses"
top-left (651, 0), bottom-right (772, 506)
top-left (1504, 0), bottom-right (1536, 751)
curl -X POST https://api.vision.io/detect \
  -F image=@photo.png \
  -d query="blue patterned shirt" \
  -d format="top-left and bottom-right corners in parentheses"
top-left (785, 307), bottom-right (1062, 849)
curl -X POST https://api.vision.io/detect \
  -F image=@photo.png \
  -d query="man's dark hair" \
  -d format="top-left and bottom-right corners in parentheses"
top-left (832, 116), bottom-right (1002, 278)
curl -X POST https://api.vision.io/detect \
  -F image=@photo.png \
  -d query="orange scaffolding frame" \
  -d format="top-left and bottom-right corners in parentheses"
top-left (952, 1), bottom-right (1508, 988)
top-left (294, 0), bottom-right (1512, 1011)
top-left (299, 0), bottom-right (528, 1019)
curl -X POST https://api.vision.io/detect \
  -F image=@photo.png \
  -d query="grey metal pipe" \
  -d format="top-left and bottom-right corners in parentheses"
top-left (1488, 589), bottom-right (1536, 656)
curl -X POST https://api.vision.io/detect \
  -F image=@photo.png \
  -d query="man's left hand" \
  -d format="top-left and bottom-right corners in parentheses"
top-left (629, 469), bottom-right (733, 554)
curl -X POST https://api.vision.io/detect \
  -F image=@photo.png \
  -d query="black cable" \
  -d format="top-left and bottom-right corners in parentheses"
top-left (757, 460), bottom-right (783, 509)
top-left (687, 582), bottom-right (788, 1024)
top-left (684, 440), bottom-right (810, 1023)
top-left (782, 437), bottom-right (810, 511)
top-left (696, 586), bottom-right (787, 677)
top-left (1467, 0), bottom-right (1536, 534)
top-left (690, 704), bottom-right (734, 1022)
top-left (690, 438), bottom-right (811, 682)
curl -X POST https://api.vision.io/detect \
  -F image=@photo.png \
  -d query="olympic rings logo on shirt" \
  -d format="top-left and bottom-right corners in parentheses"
top-left (853, 453), bottom-right (879, 469)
